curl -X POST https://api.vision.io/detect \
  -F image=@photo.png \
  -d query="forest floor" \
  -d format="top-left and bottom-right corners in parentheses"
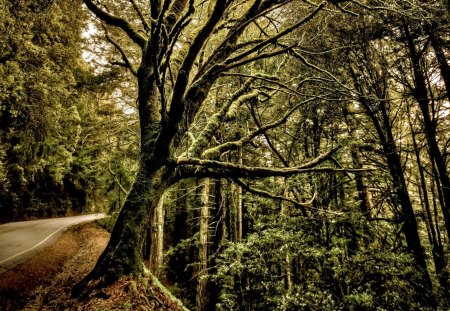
top-left (0, 221), bottom-right (185, 311)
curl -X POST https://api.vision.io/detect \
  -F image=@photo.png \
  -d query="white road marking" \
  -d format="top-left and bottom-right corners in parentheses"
top-left (0, 222), bottom-right (73, 265)
top-left (0, 213), bottom-right (106, 269)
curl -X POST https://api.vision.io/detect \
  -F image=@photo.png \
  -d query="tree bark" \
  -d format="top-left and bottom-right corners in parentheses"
top-left (280, 179), bottom-right (293, 292)
top-left (230, 180), bottom-right (244, 242)
top-left (379, 107), bottom-right (429, 274)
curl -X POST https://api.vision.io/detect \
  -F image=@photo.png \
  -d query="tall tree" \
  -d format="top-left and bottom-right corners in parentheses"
top-left (75, 0), bottom-right (347, 294)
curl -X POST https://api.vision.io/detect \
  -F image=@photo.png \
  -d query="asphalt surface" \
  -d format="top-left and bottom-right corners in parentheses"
top-left (0, 213), bottom-right (105, 273)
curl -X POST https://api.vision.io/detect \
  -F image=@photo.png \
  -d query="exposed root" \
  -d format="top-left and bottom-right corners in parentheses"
top-left (70, 275), bottom-right (189, 311)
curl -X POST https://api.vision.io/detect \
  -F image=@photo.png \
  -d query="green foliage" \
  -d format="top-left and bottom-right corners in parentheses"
top-left (164, 234), bottom-right (199, 307)
top-left (0, 0), bottom-right (87, 220)
top-left (0, 0), bottom-right (139, 221)
top-left (211, 209), bottom-right (435, 311)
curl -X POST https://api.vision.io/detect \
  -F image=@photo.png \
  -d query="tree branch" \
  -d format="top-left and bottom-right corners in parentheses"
top-left (249, 103), bottom-right (290, 167)
top-left (177, 146), bottom-right (351, 180)
top-left (232, 179), bottom-right (343, 215)
top-left (176, 157), bottom-right (374, 180)
top-left (232, 177), bottom-right (313, 208)
top-left (103, 25), bottom-right (138, 76)
top-left (221, 1), bottom-right (326, 67)
top-left (108, 164), bottom-right (130, 195)
top-left (156, 0), bottom-right (229, 156)
top-left (288, 47), bottom-right (352, 91)
top-left (223, 44), bottom-right (298, 72)
top-left (83, 0), bottom-right (147, 49)
top-left (201, 96), bottom-right (321, 158)
top-left (185, 78), bottom-right (256, 157)
top-left (128, 0), bottom-right (150, 32)
top-left (223, 73), bottom-right (325, 98)
top-left (168, 0), bottom-right (290, 151)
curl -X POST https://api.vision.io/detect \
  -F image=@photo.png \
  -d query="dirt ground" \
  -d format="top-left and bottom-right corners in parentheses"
top-left (0, 222), bottom-right (185, 311)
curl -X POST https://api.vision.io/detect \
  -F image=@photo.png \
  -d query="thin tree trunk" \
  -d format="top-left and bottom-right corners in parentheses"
top-left (149, 195), bottom-right (165, 277)
top-left (349, 65), bottom-right (433, 288)
top-left (235, 181), bottom-right (243, 242)
top-left (382, 113), bottom-right (429, 275)
top-left (220, 179), bottom-right (229, 245)
top-left (196, 178), bottom-right (210, 311)
top-left (351, 149), bottom-right (372, 215)
top-left (404, 23), bottom-right (450, 243)
top-left (368, 100), bottom-right (428, 270)
top-left (431, 178), bottom-right (444, 248)
top-left (231, 149), bottom-right (243, 243)
top-left (280, 179), bottom-right (293, 292)
top-left (407, 106), bottom-right (446, 281)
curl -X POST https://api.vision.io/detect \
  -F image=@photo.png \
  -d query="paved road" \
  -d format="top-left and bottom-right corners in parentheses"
top-left (0, 214), bottom-right (105, 273)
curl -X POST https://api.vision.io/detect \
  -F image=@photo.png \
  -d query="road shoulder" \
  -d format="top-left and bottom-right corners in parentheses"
top-left (0, 222), bottom-right (109, 310)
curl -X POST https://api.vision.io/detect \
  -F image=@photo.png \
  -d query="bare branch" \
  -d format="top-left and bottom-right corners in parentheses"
top-left (288, 48), bottom-right (353, 91)
top-left (108, 164), bottom-right (130, 195)
top-left (103, 25), bottom-right (138, 76)
top-left (249, 104), bottom-right (290, 167)
top-left (223, 73), bottom-right (325, 97)
top-left (223, 44), bottom-right (298, 72)
top-left (128, 0), bottom-right (150, 32)
top-left (232, 178), bottom-right (343, 215)
top-left (196, 0), bottom-right (292, 75)
top-left (221, 2), bottom-right (326, 67)
top-left (83, 0), bottom-right (147, 48)
top-left (232, 177), bottom-right (313, 208)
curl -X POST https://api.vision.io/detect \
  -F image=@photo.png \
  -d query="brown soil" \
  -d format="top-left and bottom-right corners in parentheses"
top-left (0, 222), bottom-right (186, 311)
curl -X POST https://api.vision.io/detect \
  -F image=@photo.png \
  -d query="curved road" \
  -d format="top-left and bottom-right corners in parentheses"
top-left (0, 213), bottom-right (105, 273)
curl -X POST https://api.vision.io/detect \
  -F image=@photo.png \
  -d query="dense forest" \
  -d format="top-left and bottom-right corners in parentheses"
top-left (1, 0), bottom-right (450, 309)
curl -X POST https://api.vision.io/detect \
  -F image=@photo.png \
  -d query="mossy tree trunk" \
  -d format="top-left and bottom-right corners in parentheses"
top-left (74, 158), bottom-right (173, 293)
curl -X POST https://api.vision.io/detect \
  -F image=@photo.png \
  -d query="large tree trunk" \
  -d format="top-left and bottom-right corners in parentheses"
top-left (73, 159), bottom-right (173, 295)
